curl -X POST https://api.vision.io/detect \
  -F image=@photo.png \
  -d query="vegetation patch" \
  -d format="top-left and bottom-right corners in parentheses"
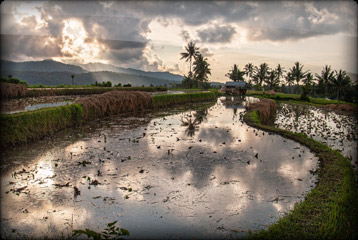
top-left (25, 86), bottom-right (167, 98)
top-left (244, 109), bottom-right (358, 239)
top-left (152, 91), bottom-right (217, 108)
top-left (0, 104), bottom-right (83, 147)
top-left (246, 99), bottom-right (276, 124)
top-left (0, 83), bottom-right (27, 100)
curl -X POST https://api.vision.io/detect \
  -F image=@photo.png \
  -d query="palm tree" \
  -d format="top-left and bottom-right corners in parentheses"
top-left (266, 69), bottom-right (280, 90)
top-left (252, 63), bottom-right (269, 87)
top-left (71, 74), bottom-right (75, 86)
top-left (275, 64), bottom-right (285, 86)
top-left (193, 54), bottom-right (211, 82)
top-left (225, 64), bottom-right (245, 82)
top-left (284, 72), bottom-right (295, 93)
top-left (244, 63), bottom-right (254, 86)
top-left (180, 41), bottom-right (200, 75)
top-left (315, 65), bottom-right (334, 98)
top-left (301, 72), bottom-right (314, 101)
top-left (289, 62), bottom-right (308, 93)
top-left (331, 70), bottom-right (351, 101)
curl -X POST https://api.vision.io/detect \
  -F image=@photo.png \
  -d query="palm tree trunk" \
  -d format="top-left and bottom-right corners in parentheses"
top-left (190, 57), bottom-right (192, 75)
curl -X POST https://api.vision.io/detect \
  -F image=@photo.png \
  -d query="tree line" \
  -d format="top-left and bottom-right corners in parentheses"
top-left (225, 62), bottom-right (356, 102)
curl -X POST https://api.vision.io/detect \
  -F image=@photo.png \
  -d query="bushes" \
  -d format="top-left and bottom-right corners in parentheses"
top-left (246, 99), bottom-right (276, 124)
top-left (0, 104), bottom-right (83, 147)
top-left (0, 83), bottom-right (27, 100)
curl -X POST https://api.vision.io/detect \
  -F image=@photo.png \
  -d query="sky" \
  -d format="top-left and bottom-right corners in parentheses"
top-left (1, 1), bottom-right (357, 83)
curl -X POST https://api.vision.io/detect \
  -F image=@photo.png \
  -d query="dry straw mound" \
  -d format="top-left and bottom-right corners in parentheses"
top-left (0, 83), bottom-right (27, 100)
top-left (76, 90), bottom-right (152, 119)
top-left (246, 99), bottom-right (277, 124)
top-left (324, 104), bottom-right (357, 115)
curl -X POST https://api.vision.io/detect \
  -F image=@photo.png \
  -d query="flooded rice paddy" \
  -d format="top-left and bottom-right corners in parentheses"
top-left (0, 96), bottom-right (78, 114)
top-left (0, 91), bottom-right (185, 115)
top-left (275, 103), bottom-right (357, 169)
top-left (1, 97), bottom-right (319, 239)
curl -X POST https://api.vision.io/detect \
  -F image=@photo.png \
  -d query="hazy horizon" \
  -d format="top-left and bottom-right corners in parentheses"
top-left (1, 1), bottom-right (357, 83)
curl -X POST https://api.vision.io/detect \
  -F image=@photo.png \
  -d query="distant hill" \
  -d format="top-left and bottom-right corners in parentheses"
top-left (0, 59), bottom-right (86, 74)
top-left (0, 70), bottom-right (181, 87)
top-left (79, 62), bottom-right (184, 82)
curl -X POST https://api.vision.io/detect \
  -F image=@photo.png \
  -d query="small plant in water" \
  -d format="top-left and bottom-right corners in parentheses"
top-left (72, 221), bottom-right (129, 240)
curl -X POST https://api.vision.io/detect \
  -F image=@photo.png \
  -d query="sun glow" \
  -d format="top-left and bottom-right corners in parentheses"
top-left (60, 18), bottom-right (104, 63)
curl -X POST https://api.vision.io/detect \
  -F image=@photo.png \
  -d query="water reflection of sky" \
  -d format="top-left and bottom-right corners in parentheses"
top-left (275, 103), bottom-right (357, 169)
top-left (1, 97), bottom-right (318, 239)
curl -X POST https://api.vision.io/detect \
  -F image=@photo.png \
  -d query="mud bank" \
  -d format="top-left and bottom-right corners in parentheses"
top-left (0, 91), bottom-right (217, 147)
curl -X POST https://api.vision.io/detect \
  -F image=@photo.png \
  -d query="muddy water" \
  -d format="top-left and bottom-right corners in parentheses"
top-left (1, 97), bottom-right (318, 239)
top-left (275, 103), bottom-right (357, 169)
top-left (1, 95), bottom-right (79, 114)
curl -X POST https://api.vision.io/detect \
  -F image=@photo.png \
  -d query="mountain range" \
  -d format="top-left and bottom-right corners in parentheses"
top-left (0, 59), bottom-right (184, 86)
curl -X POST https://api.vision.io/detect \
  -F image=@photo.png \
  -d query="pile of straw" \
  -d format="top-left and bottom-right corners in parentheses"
top-left (76, 90), bottom-right (152, 119)
top-left (0, 83), bottom-right (27, 99)
top-left (324, 104), bottom-right (357, 115)
top-left (246, 99), bottom-right (277, 124)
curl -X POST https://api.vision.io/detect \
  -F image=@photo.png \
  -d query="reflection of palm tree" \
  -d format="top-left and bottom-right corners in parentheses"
top-left (181, 110), bottom-right (208, 137)
top-left (180, 41), bottom-right (200, 75)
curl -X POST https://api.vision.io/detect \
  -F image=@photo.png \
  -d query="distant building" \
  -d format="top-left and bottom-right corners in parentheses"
top-left (220, 81), bottom-right (247, 96)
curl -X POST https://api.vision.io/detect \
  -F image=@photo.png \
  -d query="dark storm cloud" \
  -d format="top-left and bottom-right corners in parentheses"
top-left (96, 39), bottom-right (146, 51)
top-left (1, 34), bottom-right (62, 61)
top-left (197, 24), bottom-right (236, 43)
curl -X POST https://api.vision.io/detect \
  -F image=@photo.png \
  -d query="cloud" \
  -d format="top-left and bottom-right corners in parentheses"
top-left (197, 24), bottom-right (236, 43)
top-left (1, 34), bottom-right (62, 61)
top-left (1, 0), bottom-right (356, 72)
top-left (200, 47), bottom-right (214, 58)
top-left (179, 30), bottom-right (191, 42)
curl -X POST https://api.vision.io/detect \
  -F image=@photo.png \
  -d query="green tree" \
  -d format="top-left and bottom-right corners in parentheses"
top-left (301, 72), bottom-right (314, 101)
top-left (193, 54), bottom-right (211, 83)
top-left (226, 64), bottom-right (245, 82)
top-left (252, 63), bottom-right (269, 87)
top-left (289, 62), bottom-right (308, 93)
top-left (275, 64), bottom-right (285, 86)
top-left (71, 74), bottom-right (75, 86)
top-left (244, 63), bottom-right (254, 86)
top-left (315, 65), bottom-right (334, 98)
top-left (331, 70), bottom-right (351, 101)
top-left (180, 41), bottom-right (200, 75)
top-left (266, 69), bottom-right (280, 90)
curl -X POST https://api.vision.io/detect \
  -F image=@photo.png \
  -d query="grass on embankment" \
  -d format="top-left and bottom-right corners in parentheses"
top-left (0, 104), bottom-right (83, 147)
top-left (152, 91), bottom-right (217, 108)
top-left (25, 86), bottom-right (167, 98)
top-left (244, 109), bottom-right (358, 239)
top-left (246, 90), bottom-right (357, 107)
top-left (0, 91), bottom-right (217, 147)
